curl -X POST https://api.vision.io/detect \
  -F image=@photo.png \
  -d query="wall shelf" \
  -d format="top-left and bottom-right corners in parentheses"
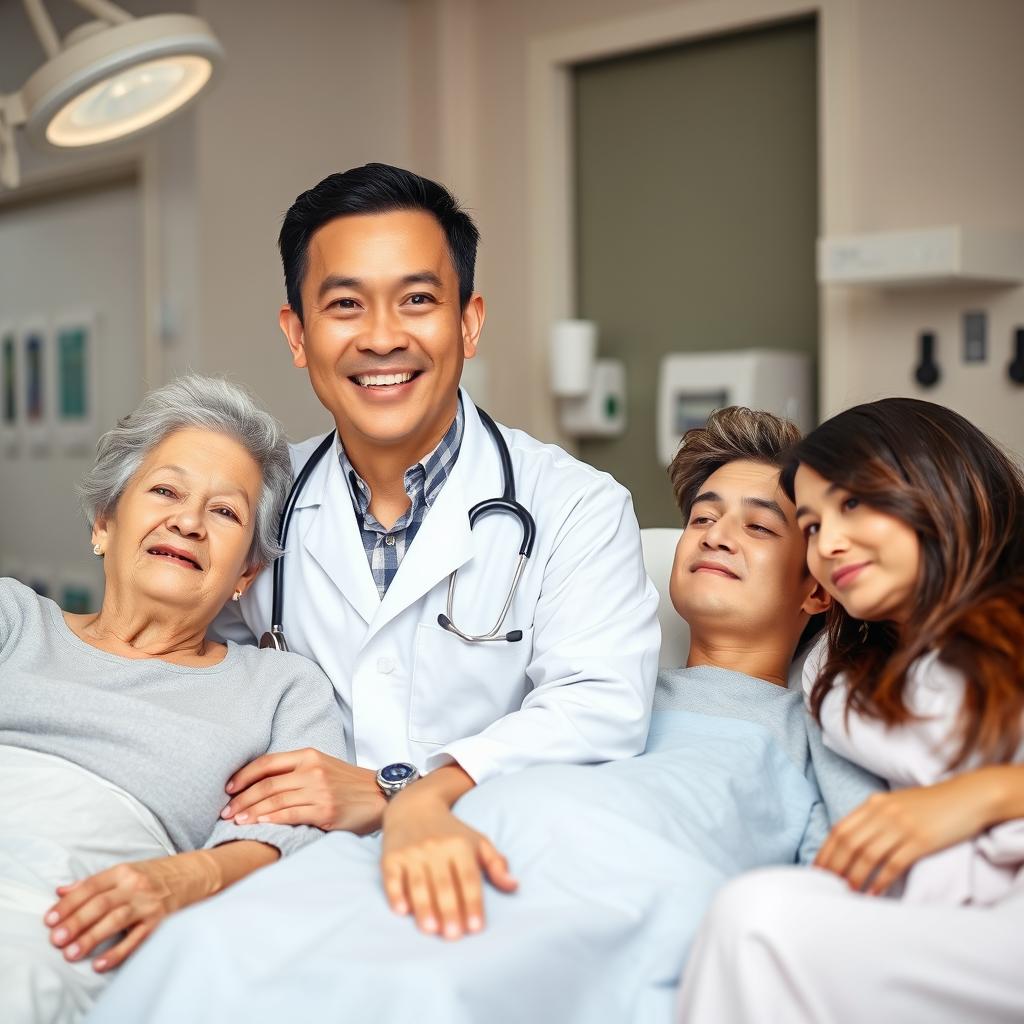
top-left (817, 226), bottom-right (1024, 287)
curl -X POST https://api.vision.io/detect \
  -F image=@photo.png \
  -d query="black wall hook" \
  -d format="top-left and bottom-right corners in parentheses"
top-left (1009, 327), bottom-right (1024, 386)
top-left (914, 331), bottom-right (940, 388)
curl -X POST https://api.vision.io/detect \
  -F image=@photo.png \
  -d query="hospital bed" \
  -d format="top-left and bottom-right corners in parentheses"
top-left (639, 527), bottom-right (689, 669)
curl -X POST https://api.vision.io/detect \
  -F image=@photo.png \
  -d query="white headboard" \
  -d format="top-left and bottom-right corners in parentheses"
top-left (640, 527), bottom-right (689, 670)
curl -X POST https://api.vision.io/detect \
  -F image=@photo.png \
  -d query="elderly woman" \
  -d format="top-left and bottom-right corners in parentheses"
top-left (0, 376), bottom-right (347, 1024)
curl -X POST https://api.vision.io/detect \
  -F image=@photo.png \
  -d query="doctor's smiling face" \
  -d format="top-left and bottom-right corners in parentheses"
top-left (278, 167), bottom-right (485, 468)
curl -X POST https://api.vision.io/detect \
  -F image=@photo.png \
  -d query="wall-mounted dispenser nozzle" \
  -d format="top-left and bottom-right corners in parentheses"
top-left (914, 330), bottom-right (941, 388)
top-left (1009, 327), bottom-right (1024, 386)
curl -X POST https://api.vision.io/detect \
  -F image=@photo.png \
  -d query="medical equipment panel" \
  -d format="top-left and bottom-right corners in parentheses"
top-left (657, 349), bottom-right (811, 466)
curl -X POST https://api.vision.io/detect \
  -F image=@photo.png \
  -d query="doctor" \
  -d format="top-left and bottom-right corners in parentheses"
top-left (212, 163), bottom-right (660, 940)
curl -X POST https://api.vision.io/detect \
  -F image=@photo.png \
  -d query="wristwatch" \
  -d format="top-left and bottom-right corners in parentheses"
top-left (376, 762), bottom-right (420, 799)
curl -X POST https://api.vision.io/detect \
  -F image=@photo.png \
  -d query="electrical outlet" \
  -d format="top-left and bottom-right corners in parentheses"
top-left (963, 310), bottom-right (987, 363)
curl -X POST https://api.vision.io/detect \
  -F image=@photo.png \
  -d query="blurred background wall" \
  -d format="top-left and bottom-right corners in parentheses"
top-left (2, 0), bottom-right (1023, 594)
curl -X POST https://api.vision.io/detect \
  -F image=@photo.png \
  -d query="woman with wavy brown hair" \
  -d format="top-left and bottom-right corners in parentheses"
top-left (678, 398), bottom-right (1024, 1024)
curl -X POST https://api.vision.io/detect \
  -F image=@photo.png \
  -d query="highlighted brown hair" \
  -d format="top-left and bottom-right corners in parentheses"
top-left (781, 398), bottom-right (1024, 767)
top-left (669, 406), bottom-right (802, 521)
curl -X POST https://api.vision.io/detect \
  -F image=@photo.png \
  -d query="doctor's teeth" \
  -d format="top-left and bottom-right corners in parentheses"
top-left (356, 372), bottom-right (414, 387)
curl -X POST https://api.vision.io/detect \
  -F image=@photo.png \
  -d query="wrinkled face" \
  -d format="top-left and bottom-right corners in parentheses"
top-left (92, 428), bottom-right (262, 618)
top-left (282, 209), bottom-right (482, 457)
top-left (670, 460), bottom-right (815, 638)
top-left (794, 463), bottom-right (921, 624)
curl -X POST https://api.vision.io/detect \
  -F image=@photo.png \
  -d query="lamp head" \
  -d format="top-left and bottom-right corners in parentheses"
top-left (20, 13), bottom-right (222, 150)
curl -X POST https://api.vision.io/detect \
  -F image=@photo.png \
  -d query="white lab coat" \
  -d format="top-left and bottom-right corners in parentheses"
top-left (215, 392), bottom-right (660, 782)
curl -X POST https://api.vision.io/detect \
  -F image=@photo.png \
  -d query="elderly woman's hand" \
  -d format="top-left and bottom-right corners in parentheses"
top-left (45, 842), bottom-right (278, 972)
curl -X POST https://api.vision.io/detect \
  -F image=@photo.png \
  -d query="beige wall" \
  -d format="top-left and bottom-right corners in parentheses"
top-left (192, 0), bottom-right (413, 440)
top-left (0, 0), bottom-right (200, 390)
top-left (414, 0), bottom-right (1024, 458)
top-left (4, 0), bottom-right (1022, 454)
top-left (821, 0), bottom-right (1024, 454)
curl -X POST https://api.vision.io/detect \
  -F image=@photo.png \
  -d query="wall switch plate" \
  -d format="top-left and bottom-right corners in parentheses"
top-left (963, 311), bottom-right (987, 363)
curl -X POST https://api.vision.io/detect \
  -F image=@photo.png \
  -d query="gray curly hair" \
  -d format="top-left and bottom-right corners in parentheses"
top-left (78, 375), bottom-right (292, 568)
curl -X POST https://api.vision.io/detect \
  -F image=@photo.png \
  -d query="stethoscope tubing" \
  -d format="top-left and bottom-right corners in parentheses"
top-left (262, 406), bottom-right (535, 650)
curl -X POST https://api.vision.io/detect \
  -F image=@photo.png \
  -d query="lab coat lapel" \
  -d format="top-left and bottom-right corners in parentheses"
top-left (366, 395), bottom-right (495, 642)
top-left (300, 440), bottom-right (381, 626)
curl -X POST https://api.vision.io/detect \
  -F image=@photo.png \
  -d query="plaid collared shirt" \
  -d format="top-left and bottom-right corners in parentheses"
top-left (337, 402), bottom-right (464, 599)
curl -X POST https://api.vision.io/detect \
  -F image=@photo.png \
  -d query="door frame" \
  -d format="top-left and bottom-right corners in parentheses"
top-left (525, 0), bottom-right (858, 441)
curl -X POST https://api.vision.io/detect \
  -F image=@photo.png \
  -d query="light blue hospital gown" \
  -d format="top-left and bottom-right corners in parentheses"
top-left (88, 665), bottom-right (882, 1024)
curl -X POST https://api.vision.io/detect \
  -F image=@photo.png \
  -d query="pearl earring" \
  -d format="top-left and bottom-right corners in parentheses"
top-left (93, 544), bottom-right (103, 556)
top-left (232, 590), bottom-right (242, 602)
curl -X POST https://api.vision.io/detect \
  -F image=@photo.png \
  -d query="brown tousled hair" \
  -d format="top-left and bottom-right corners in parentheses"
top-left (669, 406), bottom-right (803, 521)
top-left (781, 398), bottom-right (1024, 767)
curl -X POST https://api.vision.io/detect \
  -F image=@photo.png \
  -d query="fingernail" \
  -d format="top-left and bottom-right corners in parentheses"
top-left (220, 806), bottom-right (232, 818)
top-left (234, 813), bottom-right (248, 823)
top-left (225, 781), bottom-right (235, 793)
top-left (53, 927), bottom-right (68, 943)
top-left (66, 943), bottom-right (80, 959)
top-left (467, 915), bottom-right (482, 932)
top-left (423, 917), bottom-right (438, 933)
top-left (444, 923), bottom-right (461, 939)
top-left (94, 958), bottom-right (107, 971)
top-left (256, 816), bottom-right (269, 823)
top-left (45, 911), bottom-right (59, 925)
top-left (395, 902), bottom-right (409, 915)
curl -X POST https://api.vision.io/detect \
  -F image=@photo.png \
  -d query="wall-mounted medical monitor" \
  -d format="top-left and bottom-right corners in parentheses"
top-left (657, 349), bottom-right (812, 466)
top-left (674, 391), bottom-right (728, 435)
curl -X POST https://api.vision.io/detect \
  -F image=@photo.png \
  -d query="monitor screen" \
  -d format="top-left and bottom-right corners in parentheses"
top-left (674, 390), bottom-right (728, 433)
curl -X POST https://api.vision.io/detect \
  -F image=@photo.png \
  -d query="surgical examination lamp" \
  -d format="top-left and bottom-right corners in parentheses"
top-left (0, 0), bottom-right (223, 188)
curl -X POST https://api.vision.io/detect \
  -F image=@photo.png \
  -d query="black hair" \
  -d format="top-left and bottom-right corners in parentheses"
top-left (278, 163), bottom-right (480, 322)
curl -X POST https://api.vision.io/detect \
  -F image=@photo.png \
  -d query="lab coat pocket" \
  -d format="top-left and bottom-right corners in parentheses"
top-left (409, 622), bottom-right (535, 746)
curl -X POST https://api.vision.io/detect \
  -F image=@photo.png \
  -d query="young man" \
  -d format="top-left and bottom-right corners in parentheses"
top-left (210, 163), bottom-right (661, 936)
top-left (91, 408), bottom-right (880, 1024)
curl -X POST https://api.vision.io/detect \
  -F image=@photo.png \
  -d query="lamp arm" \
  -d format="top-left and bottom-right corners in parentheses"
top-left (72, 0), bottom-right (134, 26)
top-left (22, 0), bottom-right (61, 59)
top-left (0, 94), bottom-right (27, 190)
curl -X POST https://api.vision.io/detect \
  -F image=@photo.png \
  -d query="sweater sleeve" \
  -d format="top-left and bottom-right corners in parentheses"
top-left (0, 578), bottom-right (29, 663)
top-left (204, 655), bottom-right (350, 856)
top-left (0, 580), bottom-right (14, 654)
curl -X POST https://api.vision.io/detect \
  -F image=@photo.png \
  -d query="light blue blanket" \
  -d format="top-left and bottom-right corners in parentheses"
top-left (89, 711), bottom-right (823, 1024)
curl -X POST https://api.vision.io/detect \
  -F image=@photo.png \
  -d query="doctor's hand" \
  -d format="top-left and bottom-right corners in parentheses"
top-left (815, 773), bottom-right (1001, 895)
top-left (223, 748), bottom-right (387, 835)
top-left (381, 774), bottom-right (517, 940)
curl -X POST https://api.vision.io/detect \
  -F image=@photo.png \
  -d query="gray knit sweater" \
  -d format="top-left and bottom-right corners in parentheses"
top-left (0, 579), bottom-right (348, 855)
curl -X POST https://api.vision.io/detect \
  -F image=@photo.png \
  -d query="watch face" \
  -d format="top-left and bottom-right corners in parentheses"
top-left (380, 763), bottom-right (416, 784)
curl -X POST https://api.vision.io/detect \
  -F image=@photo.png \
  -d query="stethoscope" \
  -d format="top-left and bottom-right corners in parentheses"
top-left (259, 408), bottom-right (536, 652)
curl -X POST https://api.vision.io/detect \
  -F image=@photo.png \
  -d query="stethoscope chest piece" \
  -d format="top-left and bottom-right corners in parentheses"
top-left (259, 628), bottom-right (288, 652)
